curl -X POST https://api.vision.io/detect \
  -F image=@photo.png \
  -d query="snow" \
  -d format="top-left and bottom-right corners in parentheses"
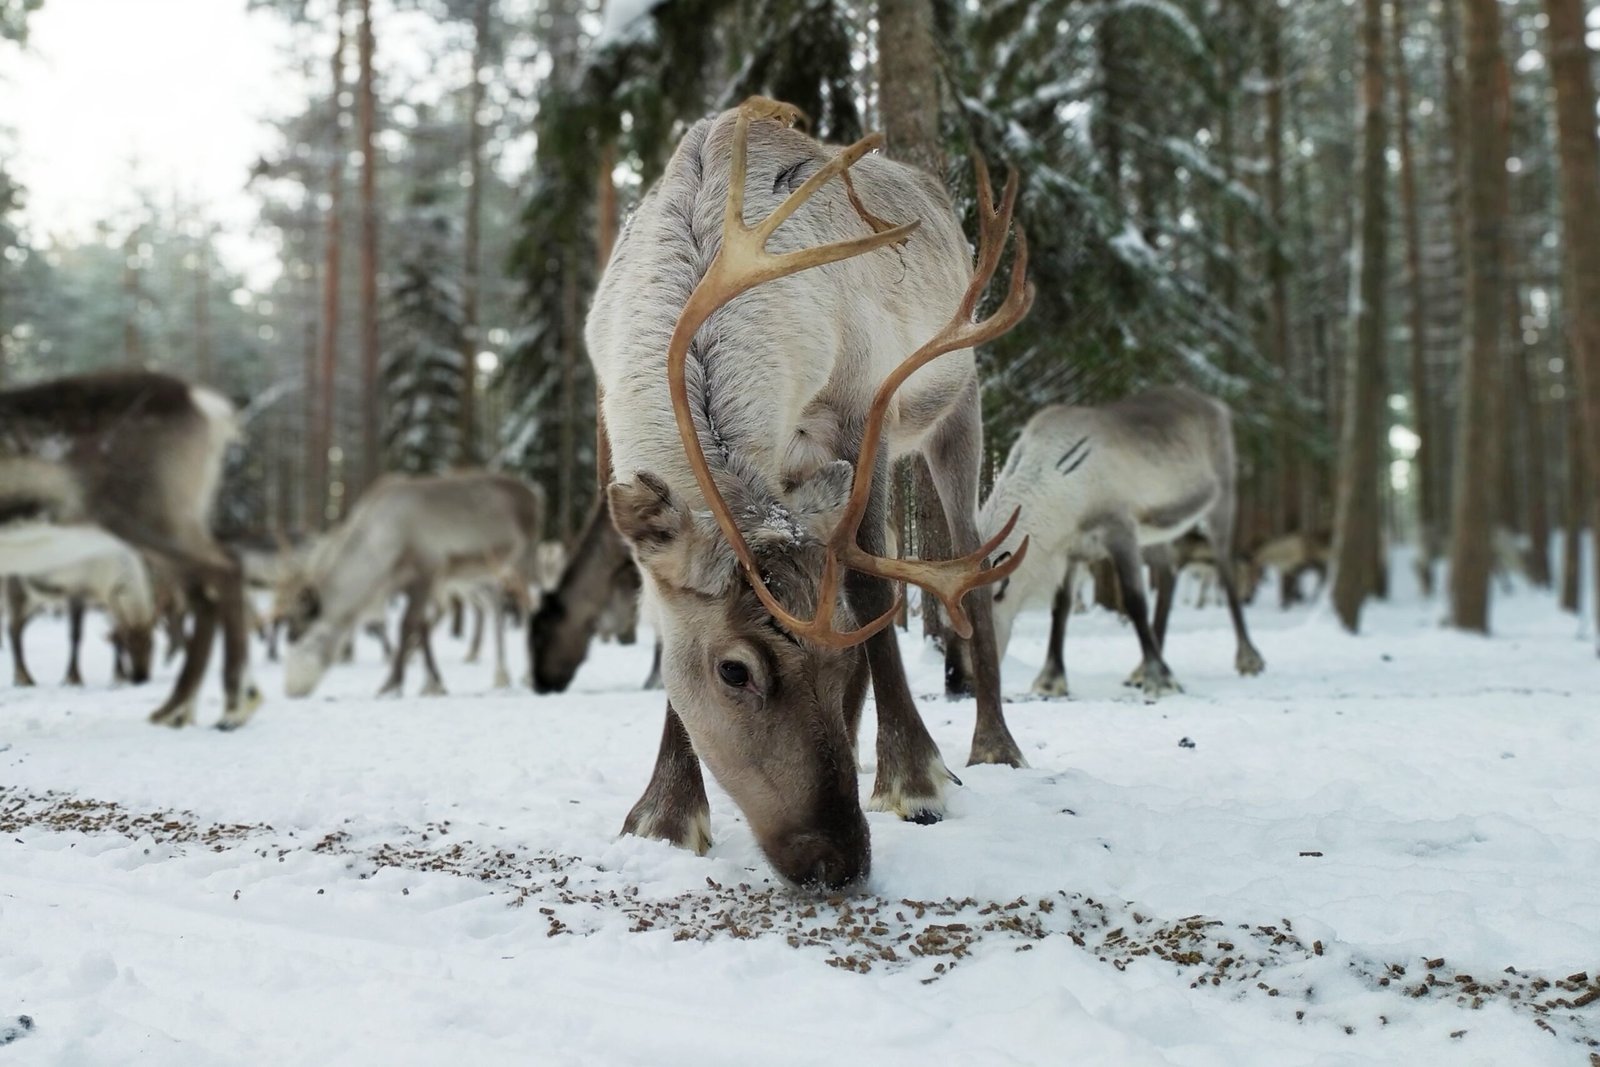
top-left (595, 0), bottom-right (665, 50)
top-left (2, 555), bottom-right (1598, 1064)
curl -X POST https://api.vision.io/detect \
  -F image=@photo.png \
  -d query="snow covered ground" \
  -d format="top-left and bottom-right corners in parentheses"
top-left (2, 557), bottom-right (1597, 1065)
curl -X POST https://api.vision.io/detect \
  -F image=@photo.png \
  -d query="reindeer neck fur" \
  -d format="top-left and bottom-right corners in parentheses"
top-left (589, 109), bottom-right (975, 522)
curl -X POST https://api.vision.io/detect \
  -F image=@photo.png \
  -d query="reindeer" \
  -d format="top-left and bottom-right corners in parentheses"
top-left (591, 98), bottom-right (1030, 889)
top-left (284, 470), bottom-right (542, 697)
top-left (949, 387), bottom-right (1265, 700)
top-left (5, 542), bottom-right (156, 687)
top-left (528, 496), bottom-right (658, 693)
top-left (0, 370), bottom-right (258, 728)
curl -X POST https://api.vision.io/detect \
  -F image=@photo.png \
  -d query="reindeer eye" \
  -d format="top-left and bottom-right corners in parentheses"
top-left (717, 660), bottom-right (751, 689)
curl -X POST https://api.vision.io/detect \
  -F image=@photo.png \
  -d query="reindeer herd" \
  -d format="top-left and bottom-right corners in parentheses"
top-left (3, 98), bottom-right (1349, 889)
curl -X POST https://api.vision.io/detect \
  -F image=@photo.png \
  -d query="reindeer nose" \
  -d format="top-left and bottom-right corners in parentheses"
top-left (775, 818), bottom-right (871, 892)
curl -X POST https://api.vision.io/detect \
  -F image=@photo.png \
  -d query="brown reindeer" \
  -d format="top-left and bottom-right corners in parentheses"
top-left (591, 98), bottom-right (1031, 888)
top-left (528, 496), bottom-right (656, 693)
top-left (0, 370), bottom-right (259, 728)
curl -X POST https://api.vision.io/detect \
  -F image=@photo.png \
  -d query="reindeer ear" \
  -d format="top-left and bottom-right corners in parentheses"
top-left (608, 472), bottom-right (689, 555)
top-left (784, 460), bottom-right (854, 538)
top-left (608, 472), bottom-right (736, 594)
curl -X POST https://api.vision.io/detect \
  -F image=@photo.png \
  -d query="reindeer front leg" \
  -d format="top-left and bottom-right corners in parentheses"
top-left (1031, 575), bottom-right (1072, 697)
top-left (63, 597), bottom-right (86, 686)
top-left (379, 581), bottom-right (428, 696)
top-left (6, 579), bottom-right (34, 688)
top-left (925, 387), bottom-right (1027, 767)
top-left (1102, 521), bottom-right (1181, 699)
top-left (622, 702), bottom-right (712, 854)
top-left (848, 459), bottom-right (956, 820)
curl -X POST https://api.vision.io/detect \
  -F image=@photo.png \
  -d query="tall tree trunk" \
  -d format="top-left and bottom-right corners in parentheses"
top-left (312, 0), bottom-right (348, 530)
top-left (594, 141), bottom-right (618, 497)
top-left (1390, 0), bottom-right (1436, 593)
top-left (459, 0), bottom-right (489, 466)
top-left (559, 271), bottom-right (578, 539)
top-left (1561, 391), bottom-right (1587, 613)
top-left (357, 0), bottom-right (379, 490)
top-left (122, 227), bottom-right (142, 366)
top-left (193, 232), bottom-right (212, 383)
top-left (1329, 0), bottom-right (1389, 633)
top-left (878, 0), bottom-right (951, 642)
top-left (1263, 0), bottom-right (1295, 538)
top-left (1447, 0), bottom-right (1510, 632)
top-left (1542, 0), bottom-right (1600, 645)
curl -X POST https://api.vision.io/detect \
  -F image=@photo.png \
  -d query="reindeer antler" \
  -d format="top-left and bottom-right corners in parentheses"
top-left (666, 98), bottom-right (1033, 648)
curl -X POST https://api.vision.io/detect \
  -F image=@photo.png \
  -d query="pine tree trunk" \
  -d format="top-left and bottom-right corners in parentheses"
top-left (878, 0), bottom-right (950, 642)
top-left (122, 227), bottom-right (142, 366)
top-left (357, 0), bottom-right (379, 490)
top-left (1329, 0), bottom-right (1389, 633)
top-left (312, 0), bottom-right (348, 530)
top-left (1263, 0), bottom-right (1295, 538)
top-left (595, 141), bottom-right (617, 497)
top-left (1542, 0), bottom-right (1600, 645)
top-left (1447, 0), bottom-right (1510, 633)
top-left (193, 234), bottom-right (212, 383)
top-left (1390, 0), bottom-right (1436, 592)
top-left (1561, 391), bottom-right (1586, 613)
top-left (458, 0), bottom-right (489, 467)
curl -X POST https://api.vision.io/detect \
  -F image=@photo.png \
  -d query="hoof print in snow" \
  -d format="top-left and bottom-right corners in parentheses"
top-left (1178, 737), bottom-right (1196, 749)
top-left (0, 1016), bottom-right (35, 1047)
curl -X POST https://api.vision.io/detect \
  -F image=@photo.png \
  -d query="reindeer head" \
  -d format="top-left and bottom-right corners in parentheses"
top-left (117, 623), bottom-right (154, 684)
top-left (609, 99), bottom-right (1032, 889)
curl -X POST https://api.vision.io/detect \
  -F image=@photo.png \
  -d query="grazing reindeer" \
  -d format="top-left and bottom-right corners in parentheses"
top-left (0, 370), bottom-right (258, 727)
top-left (528, 497), bottom-right (657, 693)
top-left (284, 471), bottom-right (542, 697)
top-left (5, 543), bottom-right (156, 687)
top-left (1019, 528), bottom-right (1257, 699)
top-left (593, 98), bottom-right (1030, 889)
top-left (949, 387), bottom-right (1264, 700)
top-left (1249, 529), bottom-right (1331, 609)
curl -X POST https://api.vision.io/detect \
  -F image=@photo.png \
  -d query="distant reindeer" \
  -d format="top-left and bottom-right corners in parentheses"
top-left (1249, 529), bottom-right (1331, 609)
top-left (949, 387), bottom-right (1264, 700)
top-left (0, 370), bottom-right (258, 728)
top-left (5, 543), bottom-right (156, 687)
top-left (528, 497), bottom-right (657, 693)
top-left (284, 470), bottom-right (543, 697)
top-left (592, 98), bottom-right (1030, 888)
top-left (1020, 527), bottom-right (1257, 699)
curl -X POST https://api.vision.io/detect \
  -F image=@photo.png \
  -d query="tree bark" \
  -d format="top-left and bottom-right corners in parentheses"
top-left (1542, 0), bottom-right (1600, 645)
top-left (1390, 0), bottom-right (1436, 593)
top-left (1329, 0), bottom-right (1389, 633)
top-left (1446, 0), bottom-right (1510, 633)
top-left (193, 231), bottom-right (212, 384)
top-left (312, 0), bottom-right (348, 530)
top-left (1263, 0), bottom-right (1295, 538)
top-left (357, 0), bottom-right (379, 490)
top-left (878, 0), bottom-right (951, 642)
top-left (459, 0), bottom-right (489, 467)
top-left (1561, 391), bottom-right (1587, 613)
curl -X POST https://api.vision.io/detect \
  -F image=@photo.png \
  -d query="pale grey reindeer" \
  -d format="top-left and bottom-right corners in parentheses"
top-left (593, 98), bottom-right (1031, 889)
top-left (0, 370), bottom-right (259, 728)
top-left (5, 542), bottom-right (157, 687)
top-left (284, 470), bottom-right (543, 697)
top-left (949, 387), bottom-right (1265, 700)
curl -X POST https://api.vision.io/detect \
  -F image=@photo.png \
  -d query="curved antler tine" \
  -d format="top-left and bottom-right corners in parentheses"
top-left (971, 151), bottom-right (995, 214)
top-left (942, 537), bottom-right (1029, 639)
top-left (753, 131), bottom-right (887, 244)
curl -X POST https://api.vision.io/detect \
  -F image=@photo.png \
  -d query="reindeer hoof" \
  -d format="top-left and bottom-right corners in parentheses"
top-left (421, 679), bottom-right (447, 697)
top-left (1237, 646), bottom-right (1266, 676)
top-left (149, 701), bottom-right (196, 729)
top-left (622, 802), bottom-right (712, 855)
top-left (492, 670), bottom-right (512, 690)
top-left (14, 673), bottom-right (34, 688)
top-left (217, 686), bottom-right (263, 731)
top-left (967, 730), bottom-right (1028, 769)
top-left (869, 753), bottom-right (951, 822)
top-left (64, 672), bottom-right (84, 688)
top-left (376, 683), bottom-right (402, 698)
top-left (1030, 672), bottom-right (1068, 698)
top-left (1133, 661), bottom-right (1182, 701)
